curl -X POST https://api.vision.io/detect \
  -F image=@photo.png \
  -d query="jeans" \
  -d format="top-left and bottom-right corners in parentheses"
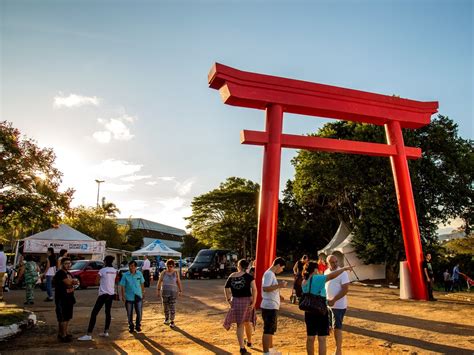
top-left (125, 298), bottom-right (142, 330)
top-left (143, 270), bottom-right (150, 288)
top-left (88, 294), bottom-right (114, 333)
top-left (46, 275), bottom-right (53, 299)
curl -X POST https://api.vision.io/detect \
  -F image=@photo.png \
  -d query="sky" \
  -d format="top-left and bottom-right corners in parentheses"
top-left (1, 0), bottom-right (472, 232)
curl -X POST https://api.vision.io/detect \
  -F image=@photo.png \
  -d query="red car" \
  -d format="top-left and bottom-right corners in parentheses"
top-left (69, 260), bottom-right (105, 289)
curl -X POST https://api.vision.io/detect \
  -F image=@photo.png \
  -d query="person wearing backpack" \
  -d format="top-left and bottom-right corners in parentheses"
top-left (301, 261), bottom-right (351, 355)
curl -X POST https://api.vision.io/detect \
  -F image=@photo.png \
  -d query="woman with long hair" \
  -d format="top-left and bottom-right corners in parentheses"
top-left (223, 259), bottom-right (257, 354)
top-left (157, 259), bottom-right (183, 328)
top-left (302, 261), bottom-right (351, 355)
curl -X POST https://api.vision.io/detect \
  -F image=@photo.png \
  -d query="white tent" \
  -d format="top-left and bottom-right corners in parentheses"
top-left (132, 239), bottom-right (181, 257)
top-left (22, 224), bottom-right (105, 255)
top-left (319, 221), bottom-right (385, 281)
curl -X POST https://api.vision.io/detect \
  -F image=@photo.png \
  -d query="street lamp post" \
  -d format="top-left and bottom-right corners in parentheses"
top-left (95, 179), bottom-right (105, 208)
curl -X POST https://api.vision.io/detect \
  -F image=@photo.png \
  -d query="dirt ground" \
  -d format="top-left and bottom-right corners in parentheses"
top-left (0, 275), bottom-right (473, 354)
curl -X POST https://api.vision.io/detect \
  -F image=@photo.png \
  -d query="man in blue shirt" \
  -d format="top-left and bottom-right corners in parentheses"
top-left (119, 260), bottom-right (145, 333)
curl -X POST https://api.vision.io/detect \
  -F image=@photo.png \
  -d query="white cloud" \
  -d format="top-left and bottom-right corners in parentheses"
top-left (92, 131), bottom-right (112, 143)
top-left (157, 176), bottom-right (176, 181)
top-left (93, 114), bottom-right (136, 143)
top-left (157, 196), bottom-right (186, 210)
top-left (93, 159), bottom-right (143, 179)
top-left (121, 175), bottom-right (152, 182)
top-left (102, 183), bottom-right (134, 192)
top-left (145, 181), bottom-right (158, 186)
top-left (174, 178), bottom-right (195, 196)
top-left (116, 200), bottom-right (149, 213)
top-left (53, 93), bottom-right (100, 108)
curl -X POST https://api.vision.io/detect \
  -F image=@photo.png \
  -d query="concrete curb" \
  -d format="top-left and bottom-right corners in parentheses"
top-left (0, 312), bottom-right (37, 341)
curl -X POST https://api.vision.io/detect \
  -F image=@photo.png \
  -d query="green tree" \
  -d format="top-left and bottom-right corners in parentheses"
top-left (64, 206), bottom-right (128, 249)
top-left (291, 116), bottom-right (473, 280)
top-left (278, 180), bottom-right (339, 261)
top-left (180, 234), bottom-right (210, 257)
top-left (0, 121), bottom-right (73, 247)
top-left (186, 177), bottom-right (259, 257)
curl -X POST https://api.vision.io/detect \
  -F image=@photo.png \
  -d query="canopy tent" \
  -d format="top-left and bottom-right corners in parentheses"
top-left (132, 239), bottom-right (182, 257)
top-left (319, 221), bottom-right (385, 281)
top-left (21, 224), bottom-right (105, 255)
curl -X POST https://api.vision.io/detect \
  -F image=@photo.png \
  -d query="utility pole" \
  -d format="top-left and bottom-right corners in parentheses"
top-left (95, 179), bottom-right (105, 208)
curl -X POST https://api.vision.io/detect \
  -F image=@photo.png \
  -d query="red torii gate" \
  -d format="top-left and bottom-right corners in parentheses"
top-left (208, 63), bottom-right (438, 303)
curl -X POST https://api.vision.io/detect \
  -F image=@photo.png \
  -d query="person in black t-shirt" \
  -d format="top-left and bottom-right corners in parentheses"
top-left (53, 257), bottom-right (78, 342)
top-left (292, 255), bottom-right (309, 301)
top-left (422, 253), bottom-right (436, 301)
top-left (223, 259), bottom-right (257, 354)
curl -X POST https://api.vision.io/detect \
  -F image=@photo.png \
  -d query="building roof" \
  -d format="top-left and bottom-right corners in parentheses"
top-left (115, 218), bottom-right (186, 237)
top-left (24, 224), bottom-right (95, 241)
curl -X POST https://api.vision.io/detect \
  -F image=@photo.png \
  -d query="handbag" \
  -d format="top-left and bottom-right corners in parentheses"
top-left (298, 276), bottom-right (328, 316)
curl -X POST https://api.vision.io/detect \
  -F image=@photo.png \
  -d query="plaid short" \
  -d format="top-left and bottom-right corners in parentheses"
top-left (223, 296), bottom-right (256, 330)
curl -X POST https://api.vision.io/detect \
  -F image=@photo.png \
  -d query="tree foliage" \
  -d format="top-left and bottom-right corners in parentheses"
top-left (180, 234), bottom-right (210, 257)
top-left (0, 121), bottom-right (73, 246)
top-left (186, 177), bottom-right (259, 257)
top-left (291, 115), bottom-right (473, 278)
top-left (63, 205), bottom-right (129, 250)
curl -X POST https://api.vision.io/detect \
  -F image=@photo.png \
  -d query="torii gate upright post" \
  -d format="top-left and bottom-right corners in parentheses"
top-left (208, 63), bottom-right (438, 305)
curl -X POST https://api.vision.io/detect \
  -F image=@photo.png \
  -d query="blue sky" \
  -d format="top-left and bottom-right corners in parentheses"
top-left (1, 0), bottom-right (472, 230)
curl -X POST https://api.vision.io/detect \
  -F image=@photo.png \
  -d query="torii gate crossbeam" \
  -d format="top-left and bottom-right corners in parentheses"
top-left (208, 63), bottom-right (438, 305)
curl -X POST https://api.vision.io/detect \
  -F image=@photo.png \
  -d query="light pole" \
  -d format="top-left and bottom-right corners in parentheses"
top-left (95, 179), bottom-right (105, 208)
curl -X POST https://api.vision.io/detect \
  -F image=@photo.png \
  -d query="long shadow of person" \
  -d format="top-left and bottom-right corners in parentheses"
top-left (172, 326), bottom-right (233, 354)
top-left (133, 332), bottom-right (173, 354)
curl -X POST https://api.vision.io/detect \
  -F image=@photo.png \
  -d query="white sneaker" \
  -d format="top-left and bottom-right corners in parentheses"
top-left (99, 332), bottom-right (109, 337)
top-left (270, 350), bottom-right (282, 355)
top-left (163, 319), bottom-right (170, 325)
top-left (78, 335), bottom-right (92, 341)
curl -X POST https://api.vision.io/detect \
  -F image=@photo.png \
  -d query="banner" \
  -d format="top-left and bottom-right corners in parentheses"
top-left (23, 239), bottom-right (106, 254)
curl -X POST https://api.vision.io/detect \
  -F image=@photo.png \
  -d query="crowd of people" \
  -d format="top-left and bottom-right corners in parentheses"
top-left (0, 243), bottom-right (472, 354)
top-left (222, 255), bottom-right (352, 355)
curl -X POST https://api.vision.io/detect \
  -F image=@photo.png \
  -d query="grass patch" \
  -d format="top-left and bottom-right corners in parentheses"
top-left (0, 308), bottom-right (29, 327)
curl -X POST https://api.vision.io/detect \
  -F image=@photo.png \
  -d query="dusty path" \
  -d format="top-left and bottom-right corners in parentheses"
top-left (1, 276), bottom-right (473, 354)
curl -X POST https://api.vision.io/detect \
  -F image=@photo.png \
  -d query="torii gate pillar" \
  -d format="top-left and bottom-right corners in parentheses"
top-left (209, 63), bottom-right (438, 305)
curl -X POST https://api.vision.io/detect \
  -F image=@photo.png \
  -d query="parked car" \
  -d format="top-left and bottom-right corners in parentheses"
top-left (186, 249), bottom-right (237, 279)
top-left (69, 260), bottom-right (104, 289)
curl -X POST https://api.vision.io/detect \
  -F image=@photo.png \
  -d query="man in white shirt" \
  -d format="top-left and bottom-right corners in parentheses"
top-left (0, 244), bottom-right (6, 301)
top-left (78, 255), bottom-right (118, 340)
top-left (325, 255), bottom-right (350, 355)
top-left (142, 255), bottom-right (151, 288)
top-left (261, 257), bottom-right (287, 355)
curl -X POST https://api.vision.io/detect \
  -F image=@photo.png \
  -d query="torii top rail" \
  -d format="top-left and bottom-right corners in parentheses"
top-left (208, 63), bottom-right (438, 304)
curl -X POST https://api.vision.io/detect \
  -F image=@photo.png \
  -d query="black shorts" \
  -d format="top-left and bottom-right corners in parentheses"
top-left (55, 301), bottom-right (74, 322)
top-left (305, 311), bottom-right (329, 336)
top-left (261, 308), bottom-right (278, 335)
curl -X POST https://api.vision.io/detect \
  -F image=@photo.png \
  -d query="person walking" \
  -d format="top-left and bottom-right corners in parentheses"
top-left (443, 269), bottom-right (451, 292)
top-left (119, 260), bottom-right (145, 333)
top-left (18, 254), bottom-right (39, 305)
top-left (422, 254), bottom-right (436, 301)
top-left (325, 255), bottom-right (351, 355)
top-left (223, 259), bottom-right (257, 354)
top-left (302, 261), bottom-right (352, 355)
top-left (0, 244), bottom-right (6, 301)
top-left (44, 247), bottom-right (56, 301)
top-left (261, 257), bottom-right (287, 355)
top-left (157, 259), bottom-right (183, 328)
top-left (54, 257), bottom-right (78, 342)
top-left (142, 255), bottom-right (151, 288)
top-left (451, 263), bottom-right (462, 292)
top-left (78, 255), bottom-right (118, 341)
top-left (293, 255), bottom-right (309, 302)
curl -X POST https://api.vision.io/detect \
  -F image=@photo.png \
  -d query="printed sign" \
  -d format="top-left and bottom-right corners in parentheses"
top-left (23, 239), bottom-right (106, 254)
